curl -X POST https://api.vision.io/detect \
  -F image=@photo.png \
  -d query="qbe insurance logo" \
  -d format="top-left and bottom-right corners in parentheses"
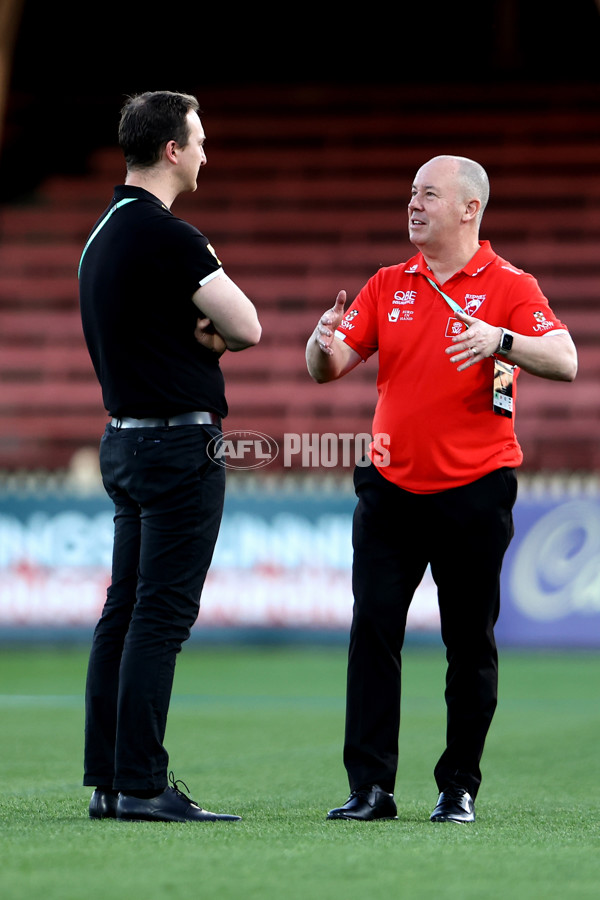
top-left (207, 430), bottom-right (279, 469)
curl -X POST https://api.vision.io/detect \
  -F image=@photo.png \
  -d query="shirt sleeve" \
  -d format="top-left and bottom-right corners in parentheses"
top-left (335, 271), bottom-right (381, 361)
top-left (502, 270), bottom-right (569, 337)
top-left (162, 218), bottom-right (223, 296)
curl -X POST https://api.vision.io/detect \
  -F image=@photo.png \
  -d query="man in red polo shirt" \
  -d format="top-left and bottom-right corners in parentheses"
top-left (306, 155), bottom-right (577, 823)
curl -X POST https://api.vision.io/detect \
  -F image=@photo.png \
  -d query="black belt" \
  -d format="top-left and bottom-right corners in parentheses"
top-left (111, 411), bottom-right (221, 429)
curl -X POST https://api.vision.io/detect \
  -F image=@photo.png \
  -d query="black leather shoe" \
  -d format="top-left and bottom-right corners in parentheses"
top-left (116, 774), bottom-right (241, 823)
top-left (89, 789), bottom-right (118, 819)
top-left (327, 785), bottom-right (398, 821)
top-left (430, 787), bottom-right (475, 823)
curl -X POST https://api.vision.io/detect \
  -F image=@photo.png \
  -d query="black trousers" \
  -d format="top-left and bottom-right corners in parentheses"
top-left (83, 423), bottom-right (225, 792)
top-left (344, 461), bottom-right (517, 799)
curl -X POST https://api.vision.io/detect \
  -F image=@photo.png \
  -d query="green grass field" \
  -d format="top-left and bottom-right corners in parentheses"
top-left (0, 643), bottom-right (598, 900)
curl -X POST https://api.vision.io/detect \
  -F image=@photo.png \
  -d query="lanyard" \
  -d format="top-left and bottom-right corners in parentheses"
top-left (426, 275), bottom-right (516, 416)
top-left (78, 198), bottom-right (138, 277)
top-left (425, 276), bottom-right (466, 318)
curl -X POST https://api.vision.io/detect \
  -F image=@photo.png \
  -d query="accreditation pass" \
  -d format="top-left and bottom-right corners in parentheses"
top-left (493, 359), bottom-right (516, 418)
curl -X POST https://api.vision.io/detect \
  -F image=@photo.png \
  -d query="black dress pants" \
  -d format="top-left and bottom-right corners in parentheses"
top-left (83, 423), bottom-right (225, 792)
top-left (344, 461), bottom-right (517, 799)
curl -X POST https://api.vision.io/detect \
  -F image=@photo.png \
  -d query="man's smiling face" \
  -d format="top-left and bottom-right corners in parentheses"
top-left (407, 157), bottom-right (468, 253)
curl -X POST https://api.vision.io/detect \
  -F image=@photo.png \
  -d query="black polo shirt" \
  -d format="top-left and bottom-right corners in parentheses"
top-left (79, 185), bottom-right (227, 418)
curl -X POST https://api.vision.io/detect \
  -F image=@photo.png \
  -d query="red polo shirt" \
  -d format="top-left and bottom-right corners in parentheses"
top-left (335, 241), bottom-right (569, 493)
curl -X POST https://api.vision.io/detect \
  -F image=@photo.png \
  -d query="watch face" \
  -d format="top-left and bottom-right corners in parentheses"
top-left (501, 331), bottom-right (513, 352)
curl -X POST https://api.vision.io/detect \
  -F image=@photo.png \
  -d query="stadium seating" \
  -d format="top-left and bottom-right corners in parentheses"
top-left (0, 83), bottom-right (598, 472)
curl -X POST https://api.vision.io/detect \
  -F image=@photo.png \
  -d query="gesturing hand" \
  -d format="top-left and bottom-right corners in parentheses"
top-left (446, 310), bottom-right (503, 372)
top-left (315, 290), bottom-right (347, 356)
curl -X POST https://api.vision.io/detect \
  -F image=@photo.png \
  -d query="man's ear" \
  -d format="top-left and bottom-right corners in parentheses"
top-left (463, 198), bottom-right (481, 222)
top-left (165, 140), bottom-right (179, 164)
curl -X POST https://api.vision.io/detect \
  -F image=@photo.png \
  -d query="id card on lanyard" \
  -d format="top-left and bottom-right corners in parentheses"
top-left (426, 276), bottom-right (517, 418)
top-left (493, 359), bottom-right (515, 417)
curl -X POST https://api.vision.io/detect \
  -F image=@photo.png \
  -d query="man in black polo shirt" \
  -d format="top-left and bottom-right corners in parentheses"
top-left (79, 91), bottom-right (261, 823)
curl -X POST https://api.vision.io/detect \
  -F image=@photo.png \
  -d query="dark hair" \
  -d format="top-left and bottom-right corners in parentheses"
top-left (118, 91), bottom-right (200, 169)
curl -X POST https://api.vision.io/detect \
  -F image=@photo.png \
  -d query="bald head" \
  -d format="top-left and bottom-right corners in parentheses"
top-left (421, 155), bottom-right (490, 221)
top-left (408, 154), bottom-right (491, 261)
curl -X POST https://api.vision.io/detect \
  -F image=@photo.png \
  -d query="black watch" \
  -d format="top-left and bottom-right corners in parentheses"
top-left (496, 328), bottom-right (513, 356)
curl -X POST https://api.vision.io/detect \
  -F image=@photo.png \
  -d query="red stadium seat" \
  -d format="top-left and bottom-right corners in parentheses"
top-left (0, 83), bottom-right (598, 470)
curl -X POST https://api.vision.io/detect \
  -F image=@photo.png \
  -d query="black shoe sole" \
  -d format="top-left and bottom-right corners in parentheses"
top-left (117, 813), bottom-right (241, 822)
top-left (327, 813), bottom-right (398, 821)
